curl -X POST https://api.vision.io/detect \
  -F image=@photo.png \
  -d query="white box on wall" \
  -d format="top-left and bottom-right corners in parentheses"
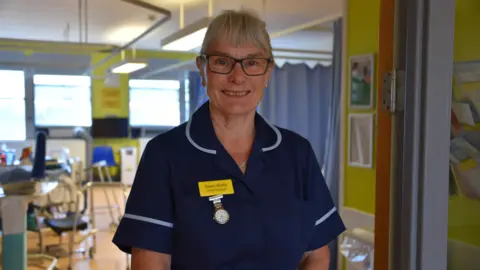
top-left (120, 147), bottom-right (138, 186)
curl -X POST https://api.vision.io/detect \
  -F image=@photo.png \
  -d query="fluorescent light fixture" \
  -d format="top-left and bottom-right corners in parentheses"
top-left (161, 17), bottom-right (211, 51)
top-left (111, 60), bottom-right (148, 74)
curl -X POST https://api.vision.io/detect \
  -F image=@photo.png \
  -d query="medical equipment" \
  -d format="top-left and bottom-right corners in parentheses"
top-left (32, 158), bottom-right (98, 270)
top-left (51, 128), bottom-right (130, 268)
top-left (0, 131), bottom-right (59, 270)
top-left (0, 131), bottom-right (100, 270)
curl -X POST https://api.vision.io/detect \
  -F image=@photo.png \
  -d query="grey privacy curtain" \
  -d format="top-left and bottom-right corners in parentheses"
top-left (324, 18), bottom-right (343, 270)
top-left (260, 63), bottom-right (332, 170)
top-left (188, 71), bottom-right (208, 115)
top-left (260, 18), bottom-right (343, 270)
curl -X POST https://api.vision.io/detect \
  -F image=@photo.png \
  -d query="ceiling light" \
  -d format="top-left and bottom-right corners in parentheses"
top-left (106, 26), bottom-right (148, 45)
top-left (111, 60), bottom-right (148, 74)
top-left (161, 17), bottom-right (210, 51)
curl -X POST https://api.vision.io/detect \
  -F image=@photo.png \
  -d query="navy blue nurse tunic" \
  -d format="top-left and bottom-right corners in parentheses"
top-left (113, 102), bottom-right (346, 270)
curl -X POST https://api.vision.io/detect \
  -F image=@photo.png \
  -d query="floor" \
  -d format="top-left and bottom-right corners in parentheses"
top-left (19, 187), bottom-right (128, 270)
top-left (27, 230), bottom-right (127, 270)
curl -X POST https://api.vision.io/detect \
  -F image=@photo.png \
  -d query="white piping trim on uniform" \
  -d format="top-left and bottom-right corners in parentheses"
top-left (123, 213), bottom-right (174, 228)
top-left (185, 110), bottom-right (282, 154)
top-left (314, 207), bottom-right (336, 226)
top-left (186, 115), bottom-right (217, 154)
top-left (260, 116), bottom-right (282, 152)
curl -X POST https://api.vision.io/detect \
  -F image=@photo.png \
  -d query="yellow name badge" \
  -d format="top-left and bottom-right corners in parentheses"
top-left (198, 179), bottom-right (235, 197)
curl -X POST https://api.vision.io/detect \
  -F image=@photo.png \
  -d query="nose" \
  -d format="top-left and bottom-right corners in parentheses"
top-left (229, 62), bottom-right (246, 84)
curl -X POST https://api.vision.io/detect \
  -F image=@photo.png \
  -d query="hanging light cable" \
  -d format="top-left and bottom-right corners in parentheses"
top-left (208, 0), bottom-right (213, 17)
top-left (78, 0), bottom-right (83, 43)
top-left (180, 2), bottom-right (185, 29)
top-left (84, 0), bottom-right (89, 43)
top-left (262, 0), bottom-right (267, 21)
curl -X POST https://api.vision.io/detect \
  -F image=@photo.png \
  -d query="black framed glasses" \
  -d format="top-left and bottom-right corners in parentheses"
top-left (202, 54), bottom-right (272, 76)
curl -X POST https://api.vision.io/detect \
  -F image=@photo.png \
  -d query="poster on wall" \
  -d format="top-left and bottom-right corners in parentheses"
top-left (101, 88), bottom-right (121, 109)
top-left (348, 113), bottom-right (374, 168)
top-left (100, 87), bottom-right (122, 118)
top-left (349, 54), bottom-right (375, 109)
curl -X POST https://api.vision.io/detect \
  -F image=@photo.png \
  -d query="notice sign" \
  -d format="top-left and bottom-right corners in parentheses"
top-left (101, 88), bottom-right (121, 109)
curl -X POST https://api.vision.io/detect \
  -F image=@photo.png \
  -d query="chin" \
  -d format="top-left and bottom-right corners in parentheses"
top-left (220, 104), bottom-right (256, 115)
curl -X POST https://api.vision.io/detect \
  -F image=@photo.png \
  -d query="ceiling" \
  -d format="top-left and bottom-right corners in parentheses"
top-left (0, 0), bottom-right (342, 77)
top-left (0, 0), bottom-right (341, 49)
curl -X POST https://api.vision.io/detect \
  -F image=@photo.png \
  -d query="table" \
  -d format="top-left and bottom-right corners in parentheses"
top-left (0, 181), bottom-right (59, 270)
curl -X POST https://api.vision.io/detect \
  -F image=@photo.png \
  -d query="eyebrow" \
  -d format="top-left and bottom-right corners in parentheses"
top-left (207, 51), bottom-right (267, 58)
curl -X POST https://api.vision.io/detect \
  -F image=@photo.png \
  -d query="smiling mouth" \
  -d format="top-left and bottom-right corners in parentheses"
top-left (222, 90), bottom-right (250, 97)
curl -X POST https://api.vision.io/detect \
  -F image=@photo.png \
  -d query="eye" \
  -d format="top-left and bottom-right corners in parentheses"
top-left (245, 59), bottom-right (259, 67)
top-left (213, 57), bottom-right (229, 66)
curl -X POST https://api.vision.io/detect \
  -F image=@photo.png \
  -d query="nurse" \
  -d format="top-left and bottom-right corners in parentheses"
top-left (113, 9), bottom-right (346, 270)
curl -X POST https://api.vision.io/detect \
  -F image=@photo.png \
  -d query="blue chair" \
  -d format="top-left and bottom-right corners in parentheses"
top-left (92, 146), bottom-right (117, 167)
top-left (91, 146), bottom-right (123, 230)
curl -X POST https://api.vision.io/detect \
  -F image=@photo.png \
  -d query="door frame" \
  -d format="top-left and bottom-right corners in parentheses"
top-left (390, 0), bottom-right (456, 269)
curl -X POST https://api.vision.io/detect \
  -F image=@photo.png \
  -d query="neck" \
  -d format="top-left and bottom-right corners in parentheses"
top-left (209, 104), bottom-right (255, 145)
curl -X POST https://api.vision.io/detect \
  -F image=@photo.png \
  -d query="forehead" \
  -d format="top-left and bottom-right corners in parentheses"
top-left (205, 38), bottom-right (269, 58)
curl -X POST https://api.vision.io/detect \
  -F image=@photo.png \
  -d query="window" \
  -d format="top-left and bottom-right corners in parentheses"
top-left (129, 80), bottom-right (181, 127)
top-left (34, 75), bottom-right (92, 127)
top-left (0, 70), bottom-right (26, 140)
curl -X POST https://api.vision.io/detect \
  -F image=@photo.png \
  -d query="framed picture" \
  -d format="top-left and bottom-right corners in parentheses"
top-left (348, 113), bottom-right (374, 168)
top-left (349, 54), bottom-right (375, 109)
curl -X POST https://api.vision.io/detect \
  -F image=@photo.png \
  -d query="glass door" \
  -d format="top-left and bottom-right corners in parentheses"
top-left (447, 0), bottom-right (480, 269)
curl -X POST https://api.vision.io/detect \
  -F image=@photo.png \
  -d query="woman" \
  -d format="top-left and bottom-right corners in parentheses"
top-left (113, 9), bottom-right (345, 270)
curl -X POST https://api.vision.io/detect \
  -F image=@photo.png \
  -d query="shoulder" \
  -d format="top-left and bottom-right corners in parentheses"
top-left (143, 123), bottom-right (188, 155)
top-left (275, 126), bottom-right (312, 154)
top-left (270, 125), bottom-right (316, 166)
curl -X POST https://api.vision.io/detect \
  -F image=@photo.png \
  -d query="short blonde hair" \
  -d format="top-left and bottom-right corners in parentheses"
top-left (200, 9), bottom-right (273, 57)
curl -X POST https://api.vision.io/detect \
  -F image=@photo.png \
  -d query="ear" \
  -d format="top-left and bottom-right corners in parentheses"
top-left (196, 56), bottom-right (207, 86)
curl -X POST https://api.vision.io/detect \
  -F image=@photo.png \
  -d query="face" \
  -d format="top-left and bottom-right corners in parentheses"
top-left (196, 38), bottom-right (273, 116)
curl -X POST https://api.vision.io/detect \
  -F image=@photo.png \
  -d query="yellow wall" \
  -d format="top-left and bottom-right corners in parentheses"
top-left (453, 0), bottom-right (480, 62)
top-left (448, 0), bottom-right (480, 247)
top-left (343, 0), bottom-right (381, 214)
top-left (91, 53), bottom-right (130, 119)
top-left (89, 52), bottom-right (133, 177)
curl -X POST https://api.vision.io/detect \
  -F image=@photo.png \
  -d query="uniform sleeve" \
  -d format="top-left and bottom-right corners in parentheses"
top-left (304, 141), bottom-right (346, 251)
top-left (112, 139), bottom-right (174, 255)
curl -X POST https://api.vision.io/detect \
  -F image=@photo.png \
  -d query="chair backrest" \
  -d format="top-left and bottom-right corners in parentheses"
top-left (32, 131), bottom-right (47, 179)
top-left (92, 146), bottom-right (116, 166)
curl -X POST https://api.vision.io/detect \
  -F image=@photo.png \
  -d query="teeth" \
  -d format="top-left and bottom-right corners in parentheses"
top-left (223, 91), bottom-right (249, 96)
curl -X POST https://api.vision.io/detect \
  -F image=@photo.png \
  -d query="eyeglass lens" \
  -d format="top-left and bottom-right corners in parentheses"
top-left (208, 56), bottom-right (269, 75)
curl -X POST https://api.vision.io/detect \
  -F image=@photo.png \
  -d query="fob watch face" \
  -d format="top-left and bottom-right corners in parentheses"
top-left (214, 209), bottom-right (230, 224)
